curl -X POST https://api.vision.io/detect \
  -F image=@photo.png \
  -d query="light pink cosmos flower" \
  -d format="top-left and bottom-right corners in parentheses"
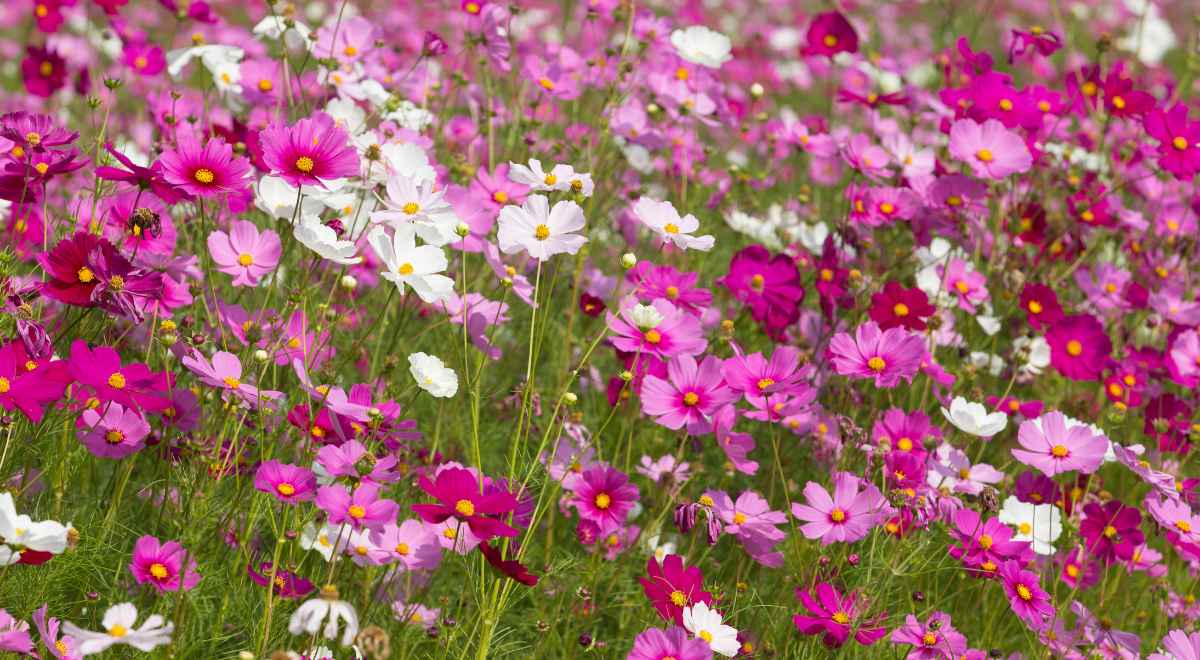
top-left (607, 297), bottom-right (707, 360)
top-left (640, 354), bottom-right (738, 434)
top-left (632, 197), bottom-right (715, 251)
top-left (496, 194), bottom-right (587, 260)
top-left (708, 489), bottom-right (787, 567)
top-left (369, 519), bottom-right (442, 572)
top-left (827, 321), bottom-right (925, 388)
top-left (181, 350), bottom-right (283, 407)
top-left (78, 403), bottom-right (150, 459)
top-left (636, 455), bottom-right (690, 485)
top-left (1149, 629), bottom-right (1200, 660)
top-left (927, 443), bottom-right (1004, 495)
top-left (207, 220), bottom-right (281, 287)
top-left (316, 482), bottom-right (399, 533)
top-left (948, 118), bottom-right (1032, 179)
top-left (791, 472), bottom-right (886, 545)
top-left (1167, 329), bottom-right (1200, 388)
top-left (721, 345), bottom-right (805, 410)
top-left (1012, 412), bottom-right (1108, 476)
top-left (937, 258), bottom-right (989, 313)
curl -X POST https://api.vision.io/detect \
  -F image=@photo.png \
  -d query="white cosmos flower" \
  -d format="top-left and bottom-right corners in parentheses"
top-left (383, 100), bottom-right (435, 132)
top-left (670, 25), bottom-right (733, 69)
top-left (289, 585), bottom-right (360, 647)
top-left (166, 44), bottom-right (243, 79)
top-left (1013, 335), bottom-right (1051, 376)
top-left (371, 175), bottom-right (459, 246)
top-left (682, 601), bottom-right (740, 657)
top-left (293, 219), bottom-right (362, 265)
top-left (255, 176), bottom-right (325, 222)
top-left (62, 603), bottom-right (174, 654)
top-left (252, 15), bottom-right (313, 50)
top-left (726, 208), bottom-right (782, 250)
top-left (367, 226), bottom-right (454, 304)
top-left (998, 496), bottom-right (1062, 556)
top-left (635, 197), bottom-right (715, 251)
top-left (497, 195), bottom-right (588, 260)
top-left (508, 158), bottom-right (577, 193)
top-left (376, 141), bottom-right (437, 184)
top-left (940, 396), bottom-right (1008, 438)
top-left (630, 303), bottom-right (664, 330)
top-left (791, 221), bottom-right (829, 254)
top-left (300, 522), bottom-right (351, 562)
top-left (324, 97), bottom-right (367, 136)
top-left (0, 492), bottom-right (70, 562)
top-left (408, 353), bottom-right (458, 398)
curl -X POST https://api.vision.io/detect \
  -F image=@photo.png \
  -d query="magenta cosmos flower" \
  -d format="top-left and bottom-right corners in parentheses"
top-left (828, 321), bottom-right (925, 388)
top-left (69, 340), bottom-right (171, 411)
top-left (570, 465), bottom-right (640, 533)
top-left (721, 345), bottom-right (805, 410)
top-left (1012, 412), bottom-right (1107, 477)
top-left (869, 281), bottom-right (935, 331)
top-left (1079, 500), bottom-right (1143, 564)
top-left (181, 350), bottom-right (282, 407)
top-left (640, 554), bottom-right (713, 625)
top-left (793, 582), bottom-right (887, 648)
top-left (640, 355), bottom-right (737, 434)
top-left (1046, 314), bottom-right (1111, 381)
top-left (129, 535), bottom-right (200, 593)
top-left (411, 467), bottom-right (519, 541)
top-left (1144, 104), bottom-right (1200, 181)
top-left (948, 118), bottom-right (1032, 179)
top-left (78, 403), bottom-right (150, 459)
top-left (998, 560), bottom-right (1053, 628)
top-left (207, 220), bottom-right (281, 287)
top-left (607, 297), bottom-right (707, 361)
top-left (889, 612), bottom-right (968, 660)
top-left (253, 460), bottom-right (317, 504)
top-left (801, 11), bottom-right (858, 57)
top-left (791, 472), bottom-right (885, 545)
top-left (159, 135), bottom-right (251, 199)
top-left (718, 245), bottom-right (804, 339)
top-left (628, 626), bottom-right (712, 660)
top-left (316, 482), bottom-right (399, 532)
top-left (260, 113), bottom-right (360, 188)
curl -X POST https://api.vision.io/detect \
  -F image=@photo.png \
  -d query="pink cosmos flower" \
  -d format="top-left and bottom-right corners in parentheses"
top-left (1012, 412), bottom-right (1108, 476)
top-left (889, 612), bottom-right (968, 660)
top-left (78, 403), bottom-right (150, 459)
top-left (129, 535), bottom-right (200, 593)
top-left (1078, 500), bottom-right (1143, 564)
top-left (159, 135), bottom-right (251, 199)
top-left (1167, 329), bottom-right (1200, 388)
top-left (708, 489), bottom-right (787, 567)
top-left (260, 113), bottom-right (360, 188)
top-left (607, 297), bottom-right (707, 360)
top-left (998, 560), bottom-right (1053, 628)
top-left (937, 258), bottom-right (988, 313)
top-left (369, 519), bottom-right (443, 571)
top-left (801, 11), bottom-right (858, 57)
top-left (1144, 104), bottom-right (1200, 181)
top-left (207, 220), bottom-right (281, 287)
top-left (947, 508), bottom-right (1034, 573)
top-left (948, 118), bottom-right (1032, 179)
top-left (253, 460), bottom-right (317, 504)
top-left (32, 604), bottom-right (78, 660)
top-left (628, 626), bottom-right (712, 660)
top-left (0, 609), bottom-right (33, 656)
top-left (1149, 629), bottom-right (1200, 660)
top-left (68, 340), bottom-right (171, 412)
top-left (1046, 314), bottom-right (1111, 381)
top-left (721, 345), bottom-right (806, 410)
top-left (496, 194), bottom-right (587, 260)
top-left (122, 42), bottom-right (165, 76)
top-left (641, 355), bottom-right (737, 434)
top-left (316, 440), bottom-right (401, 484)
top-left (569, 465), bottom-right (639, 534)
top-left (640, 554), bottom-right (713, 625)
top-left (316, 482), bottom-right (399, 533)
top-left (827, 321), bottom-right (925, 388)
top-left (719, 245), bottom-right (805, 340)
top-left (627, 262), bottom-right (712, 316)
top-left (712, 405), bottom-right (758, 475)
top-left (181, 350), bottom-right (283, 407)
top-left (411, 467), bottom-right (520, 541)
top-left (928, 443), bottom-right (1003, 496)
top-left (633, 197), bottom-right (714, 251)
top-left (791, 472), bottom-right (885, 545)
top-left (793, 582), bottom-right (887, 648)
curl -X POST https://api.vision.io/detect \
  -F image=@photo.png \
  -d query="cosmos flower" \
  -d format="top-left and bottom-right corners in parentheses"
top-left (1012, 412), bottom-right (1107, 476)
top-left (634, 197), bottom-right (715, 252)
top-left (640, 355), bottom-right (737, 434)
top-left (411, 467), bottom-right (518, 541)
top-left (827, 321), bottom-right (925, 388)
top-left (129, 535), bottom-right (200, 593)
top-left (940, 397), bottom-right (1008, 438)
top-left (62, 603), bottom-right (174, 655)
top-left (792, 582), bottom-right (887, 648)
top-left (791, 472), bottom-right (886, 545)
top-left (253, 460), bottom-right (317, 504)
top-left (628, 625), bottom-right (713, 660)
top-left (640, 554), bottom-right (712, 626)
top-left (207, 220), bottom-right (281, 287)
top-left (948, 118), bottom-right (1032, 179)
top-left (497, 194), bottom-right (587, 260)
top-left (159, 135), bottom-right (251, 199)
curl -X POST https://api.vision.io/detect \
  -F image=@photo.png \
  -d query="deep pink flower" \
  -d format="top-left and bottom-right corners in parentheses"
top-left (569, 465), bottom-right (639, 533)
top-left (1079, 500), bottom-right (1143, 564)
top-left (22, 46), bottom-right (66, 98)
top-left (77, 403), bottom-right (150, 459)
top-left (948, 508), bottom-right (1034, 573)
top-left (718, 245), bottom-right (804, 339)
top-left (260, 113), bottom-right (359, 188)
top-left (793, 582), bottom-right (887, 648)
top-left (1144, 393), bottom-right (1194, 454)
top-left (801, 11), bottom-right (858, 57)
top-left (0, 340), bottom-right (70, 423)
top-left (641, 355), bottom-right (737, 434)
top-left (889, 611), bottom-right (967, 660)
top-left (997, 560), bottom-right (1053, 628)
top-left (160, 136), bottom-right (251, 199)
top-left (948, 118), bottom-right (1032, 179)
top-left (1018, 282), bottom-right (1063, 330)
top-left (411, 467), bottom-right (519, 541)
top-left (1046, 314), bottom-right (1111, 381)
top-left (639, 554), bottom-right (712, 625)
top-left (721, 345), bottom-right (806, 410)
top-left (791, 472), bottom-right (885, 545)
top-left (253, 461), bottom-right (317, 504)
top-left (207, 220), bottom-right (281, 286)
top-left (1012, 412), bottom-right (1107, 476)
top-left (122, 41), bottom-right (165, 76)
top-left (607, 297), bottom-right (707, 361)
top-left (1144, 104), bottom-right (1200, 181)
top-left (129, 535), bottom-right (200, 593)
top-left (827, 321), bottom-right (925, 388)
top-left (247, 562), bottom-right (315, 599)
top-left (628, 626), bottom-right (713, 660)
top-left (869, 281), bottom-right (935, 331)
top-left (316, 482), bottom-right (399, 532)
top-left (68, 340), bottom-right (171, 411)
top-left (628, 262), bottom-right (712, 316)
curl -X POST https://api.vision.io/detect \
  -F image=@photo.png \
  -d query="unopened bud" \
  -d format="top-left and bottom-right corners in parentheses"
top-left (340, 274), bottom-right (357, 290)
top-left (254, 349), bottom-right (270, 363)
top-left (562, 392), bottom-right (578, 405)
top-left (454, 222), bottom-right (471, 238)
top-left (750, 82), bottom-right (764, 98)
top-left (620, 253), bottom-right (637, 269)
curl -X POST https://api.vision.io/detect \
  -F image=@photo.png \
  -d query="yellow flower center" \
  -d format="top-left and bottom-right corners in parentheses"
top-left (893, 302), bottom-right (909, 316)
top-left (1102, 525), bottom-right (1118, 539)
top-left (277, 483), bottom-right (296, 496)
top-left (492, 190), bottom-right (509, 203)
top-left (1173, 136), bottom-right (1190, 151)
top-left (1111, 95), bottom-right (1126, 110)
top-left (923, 632), bottom-right (938, 645)
top-left (664, 222), bottom-right (679, 234)
top-left (108, 372), bottom-right (126, 388)
top-left (879, 202), bottom-right (895, 215)
top-left (867, 357), bottom-right (886, 371)
top-left (39, 61), bottom-right (53, 77)
top-left (954, 280), bottom-right (969, 294)
top-left (897, 437), bottom-right (913, 451)
top-left (237, 253), bottom-right (254, 266)
top-left (543, 174), bottom-right (557, 186)
top-left (643, 329), bottom-right (662, 344)
top-left (757, 378), bottom-right (775, 391)
top-left (150, 562), bottom-right (169, 579)
top-left (1066, 564), bottom-right (1079, 577)
top-left (223, 377), bottom-right (241, 389)
top-left (1027, 300), bottom-right (1043, 314)
top-left (344, 45), bottom-right (358, 57)
top-left (1018, 522), bottom-right (1031, 535)
top-left (538, 77), bottom-right (555, 90)
top-left (975, 149), bottom-right (994, 163)
top-left (258, 79), bottom-right (273, 92)
top-left (669, 590), bottom-right (687, 606)
top-left (35, 4), bottom-right (48, 17)
top-left (999, 98), bottom-right (1013, 111)
top-left (0, 377), bottom-right (9, 394)
top-left (1051, 445), bottom-right (1069, 458)
top-left (34, 162), bottom-right (49, 175)
top-left (699, 630), bottom-right (713, 643)
top-left (534, 224), bottom-right (551, 240)
top-left (105, 430), bottom-right (124, 444)
top-left (831, 611), bottom-right (850, 624)
top-left (979, 534), bottom-right (993, 549)
top-left (397, 262), bottom-right (414, 276)
top-left (682, 391), bottom-right (700, 406)
top-left (823, 34), bottom-right (838, 48)
top-left (666, 285), bottom-right (679, 299)
top-left (733, 512), bottom-right (747, 524)
top-left (348, 505), bottom-right (366, 519)
top-left (1081, 81), bottom-right (1098, 97)
top-left (594, 493), bottom-right (612, 509)
top-left (1016, 584), bottom-right (1033, 601)
top-left (829, 508), bottom-right (846, 522)
top-left (108, 624), bottom-right (128, 638)
top-left (946, 195), bottom-right (962, 207)
top-left (1176, 520), bottom-right (1192, 533)
top-left (295, 156), bottom-right (315, 173)
top-left (455, 499), bottom-right (476, 517)
top-left (395, 542), bottom-right (410, 555)
top-left (819, 268), bottom-right (834, 282)
top-left (193, 168), bottom-right (215, 184)
top-left (1066, 340), bottom-right (1083, 357)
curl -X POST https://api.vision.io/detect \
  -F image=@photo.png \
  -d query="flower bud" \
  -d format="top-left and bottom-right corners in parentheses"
top-left (340, 274), bottom-right (357, 290)
top-left (619, 370), bottom-right (633, 382)
top-left (562, 392), bottom-right (578, 405)
top-left (455, 222), bottom-right (471, 238)
top-left (620, 252), bottom-right (637, 269)
top-left (750, 82), bottom-right (764, 98)
top-left (254, 349), bottom-right (270, 363)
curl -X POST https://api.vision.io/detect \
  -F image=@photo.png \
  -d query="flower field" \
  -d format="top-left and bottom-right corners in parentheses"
top-left (2, 0), bottom-right (1200, 658)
